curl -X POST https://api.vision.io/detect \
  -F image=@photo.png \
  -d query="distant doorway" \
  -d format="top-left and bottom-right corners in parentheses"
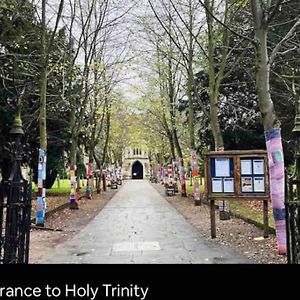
top-left (132, 161), bottom-right (143, 179)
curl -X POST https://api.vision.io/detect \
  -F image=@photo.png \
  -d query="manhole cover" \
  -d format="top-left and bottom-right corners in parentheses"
top-left (112, 241), bottom-right (161, 252)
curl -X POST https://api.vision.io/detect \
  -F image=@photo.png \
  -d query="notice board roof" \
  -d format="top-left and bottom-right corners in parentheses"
top-left (205, 150), bottom-right (267, 156)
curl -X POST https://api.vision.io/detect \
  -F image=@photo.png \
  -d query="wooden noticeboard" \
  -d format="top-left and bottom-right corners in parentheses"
top-left (204, 150), bottom-right (270, 238)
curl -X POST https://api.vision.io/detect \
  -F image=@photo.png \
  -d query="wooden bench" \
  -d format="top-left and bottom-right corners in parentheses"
top-left (164, 183), bottom-right (175, 196)
top-left (111, 181), bottom-right (118, 189)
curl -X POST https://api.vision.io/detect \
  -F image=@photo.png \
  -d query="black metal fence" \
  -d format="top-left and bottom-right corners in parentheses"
top-left (0, 178), bottom-right (32, 264)
top-left (286, 178), bottom-right (300, 264)
top-left (0, 117), bottom-right (32, 264)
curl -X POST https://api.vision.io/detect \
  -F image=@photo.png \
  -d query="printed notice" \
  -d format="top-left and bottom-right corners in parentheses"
top-left (241, 177), bottom-right (253, 192)
top-left (254, 177), bottom-right (265, 192)
top-left (212, 178), bottom-right (223, 193)
top-left (215, 158), bottom-right (230, 177)
top-left (253, 159), bottom-right (264, 174)
top-left (241, 159), bottom-right (252, 175)
top-left (223, 178), bottom-right (234, 193)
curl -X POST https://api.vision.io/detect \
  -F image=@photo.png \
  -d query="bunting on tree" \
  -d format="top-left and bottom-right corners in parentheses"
top-left (172, 159), bottom-right (178, 192)
top-left (178, 158), bottom-right (187, 197)
top-left (167, 164), bottom-right (172, 177)
top-left (191, 152), bottom-right (200, 205)
top-left (160, 165), bottom-right (164, 185)
top-left (70, 166), bottom-right (78, 209)
top-left (86, 162), bottom-right (92, 199)
top-left (36, 149), bottom-right (46, 226)
top-left (265, 128), bottom-right (286, 254)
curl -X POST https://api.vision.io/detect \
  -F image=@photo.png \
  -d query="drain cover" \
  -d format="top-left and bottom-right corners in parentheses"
top-left (75, 252), bottom-right (89, 256)
top-left (212, 257), bottom-right (227, 264)
top-left (112, 241), bottom-right (161, 252)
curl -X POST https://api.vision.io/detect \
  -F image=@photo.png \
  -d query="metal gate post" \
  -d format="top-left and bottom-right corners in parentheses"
top-left (286, 101), bottom-right (300, 264)
top-left (0, 115), bottom-right (32, 264)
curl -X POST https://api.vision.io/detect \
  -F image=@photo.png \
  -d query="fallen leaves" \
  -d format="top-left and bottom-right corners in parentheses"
top-left (29, 188), bottom-right (119, 263)
top-left (151, 183), bottom-right (287, 264)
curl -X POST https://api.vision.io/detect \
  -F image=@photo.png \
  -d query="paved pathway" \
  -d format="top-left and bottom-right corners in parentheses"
top-left (41, 180), bottom-right (251, 264)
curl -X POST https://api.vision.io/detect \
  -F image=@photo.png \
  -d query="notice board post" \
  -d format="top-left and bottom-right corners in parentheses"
top-left (205, 150), bottom-right (270, 239)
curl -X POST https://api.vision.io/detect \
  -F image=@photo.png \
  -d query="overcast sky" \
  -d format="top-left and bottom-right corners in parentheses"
top-left (31, 0), bottom-right (154, 104)
top-left (32, 0), bottom-right (207, 106)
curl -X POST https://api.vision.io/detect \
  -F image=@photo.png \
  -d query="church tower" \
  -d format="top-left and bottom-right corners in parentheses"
top-left (122, 148), bottom-right (150, 179)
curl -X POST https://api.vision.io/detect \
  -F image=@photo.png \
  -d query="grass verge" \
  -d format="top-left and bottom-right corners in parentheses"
top-left (182, 179), bottom-right (275, 231)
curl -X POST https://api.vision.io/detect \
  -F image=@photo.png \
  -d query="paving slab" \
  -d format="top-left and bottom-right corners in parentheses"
top-left (40, 180), bottom-right (251, 264)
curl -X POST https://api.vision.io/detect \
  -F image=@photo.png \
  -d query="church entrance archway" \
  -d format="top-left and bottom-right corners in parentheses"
top-left (132, 161), bottom-right (143, 179)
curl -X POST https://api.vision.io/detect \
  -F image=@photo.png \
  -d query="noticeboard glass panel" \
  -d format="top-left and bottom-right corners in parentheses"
top-left (215, 158), bottom-right (230, 177)
top-left (253, 177), bottom-right (265, 192)
top-left (253, 159), bottom-right (264, 175)
top-left (241, 159), bottom-right (252, 175)
top-left (223, 178), bottom-right (234, 193)
top-left (212, 178), bottom-right (223, 193)
top-left (241, 177), bottom-right (253, 192)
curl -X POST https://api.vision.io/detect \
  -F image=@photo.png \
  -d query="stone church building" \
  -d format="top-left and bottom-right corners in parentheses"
top-left (122, 148), bottom-right (150, 179)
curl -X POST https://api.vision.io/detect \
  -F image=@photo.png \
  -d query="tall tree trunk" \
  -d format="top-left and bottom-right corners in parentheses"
top-left (39, 73), bottom-right (47, 151)
top-left (86, 126), bottom-right (96, 199)
top-left (251, 2), bottom-right (286, 254)
top-left (210, 92), bottom-right (224, 150)
top-left (167, 129), bottom-right (176, 160)
top-left (187, 0), bottom-right (196, 151)
top-left (102, 99), bottom-right (111, 165)
top-left (36, 0), bottom-right (64, 220)
top-left (93, 153), bottom-right (103, 193)
top-left (69, 134), bottom-right (78, 209)
top-left (255, 29), bottom-right (276, 129)
top-left (36, 0), bottom-right (47, 226)
top-left (204, 0), bottom-right (225, 150)
top-left (68, 36), bottom-right (79, 209)
top-left (38, 0), bottom-right (48, 152)
top-left (173, 128), bottom-right (182, 157)
top-left (205, 0), bottom-right (228, 218)
top-left (187, 68), bottom-right (196, 151)
top-left (70, 135), bottom-right (77, 170)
